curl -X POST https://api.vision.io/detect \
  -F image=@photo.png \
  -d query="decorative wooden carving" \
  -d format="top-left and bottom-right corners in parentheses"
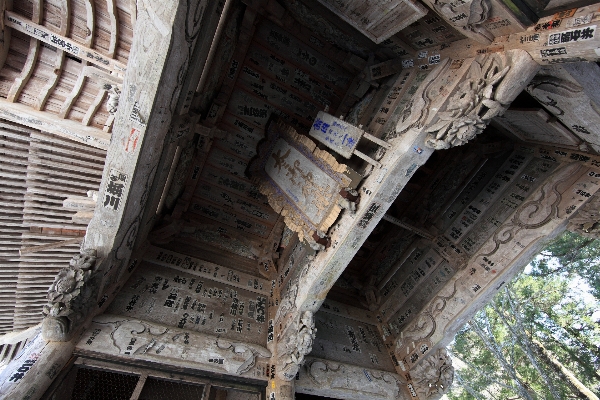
top-left (408, 51), bottom-right (538, 150)
top-left (277, 310), bottom-right (317, 380)
top-left (567, 193), bottom-right (600, 239)
top-left (297, 357), bottom-right (403, 400)
top-left (42, 249), bottom-right (100, 341)
top-left (78, 315), bottom-right (271, 378)
top-left (432, 0), bottom-right (493, 44)
top-left (409, 348), bottom-right (454, 400)
top-left (248, 119), bottom-right (354, 249)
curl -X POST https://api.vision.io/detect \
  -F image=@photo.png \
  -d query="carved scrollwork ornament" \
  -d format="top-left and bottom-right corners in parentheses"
top-left (567, 193), bottom-right (600, 239)
top-left (42, 249), bottom-right (100, 341)
top-left (433, 0), bottom-right (494, 44)
top-left (424, 54), bottom-right (511, 150)
top-left (105, 84), bottom-right (121, 115)
top-left (277, 310), bottom-right (317, 380)
top-left (410, 348), bottom-right (454, 399)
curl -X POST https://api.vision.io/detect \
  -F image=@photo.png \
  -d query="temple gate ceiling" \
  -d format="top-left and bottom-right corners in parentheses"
top-left (2, 0), bottom-right (600, 399)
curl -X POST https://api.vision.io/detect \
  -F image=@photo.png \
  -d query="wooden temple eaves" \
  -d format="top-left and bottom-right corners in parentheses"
top-left (1, 1), bottom-right (600, 399)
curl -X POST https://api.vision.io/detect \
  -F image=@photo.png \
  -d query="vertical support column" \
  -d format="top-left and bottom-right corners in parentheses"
top-left (266, 377), bottom-right (294, 400)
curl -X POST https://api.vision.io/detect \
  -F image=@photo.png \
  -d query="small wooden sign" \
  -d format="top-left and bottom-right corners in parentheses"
top-left (309, 112), bottom-right (391, 167)
top-left (309, 111), bottom-right (362, 158)
top-left (248, 119), bottom-right (353, 247)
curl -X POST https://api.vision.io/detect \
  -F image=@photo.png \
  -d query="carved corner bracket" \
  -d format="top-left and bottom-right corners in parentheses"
top-left (42, 249), bottom-right (100, 341)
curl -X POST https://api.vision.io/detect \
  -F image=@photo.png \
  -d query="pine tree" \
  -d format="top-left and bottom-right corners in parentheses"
top-left (447, 231), bottom-right (600, 399)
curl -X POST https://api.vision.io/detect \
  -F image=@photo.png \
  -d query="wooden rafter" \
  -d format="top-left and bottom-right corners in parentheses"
top-left (0, 99), bottom-right (110, 149)
top-left (6, 0), bottom-right (41, 103)
top-left (5, 11), bottom-right (126, 74)
top-left (106, 0), bottom-right (118, 58)
top-left (82, 88), bottom-right (107, 126)
top-left (59, 0), bottom-right (96, 119)
top-left (35, 0), bottom-right (71, 111)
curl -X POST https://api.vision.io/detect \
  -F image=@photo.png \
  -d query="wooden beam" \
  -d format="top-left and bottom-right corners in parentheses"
top-left (82, 88), bottom-right (107, 126)
top-left (19, 237), bottom-right (83, 255)
top-left (0, 99), bottom-right (110, 149)
top-left (6, 40), bottom-right (39, 102)
top-left (35, 0), bottom-right (71, 110)
top-left (59, 0), bottom-right (97, 118)
top-left (5, 11), bottom-right (126, 74)
top-left (129, 0), bottom-right (136, 28)
top-left (6, 0), bottom-right (40, 102)
top-left (106, 0), bottom-right (118, 58)
top-left (0, 0), bottom-right (13, 70)
top-left (84, 0), bottom-right (95, 47)
top-left (59, 66), bottom-right (121, 119)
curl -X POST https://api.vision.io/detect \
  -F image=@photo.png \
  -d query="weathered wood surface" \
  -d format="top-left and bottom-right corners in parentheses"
top-left (0, 120), bottom-right (104, 337)
top-left (315, 0), bottom-right (427, 44)
top-left (395, 156), bottom-right (600, 372)
top-left (76, 314), bottom-right (271, 380)
top-left (5, 11), bottom-right (127, 74)
top-left (0, 99), bottom-right (110, 149)
top-left (0, 0), bottom-right (223, 397)
top-left (526, 63), bottom-right (600, 153)
top-left (381, 3), bottom-right (600, 71)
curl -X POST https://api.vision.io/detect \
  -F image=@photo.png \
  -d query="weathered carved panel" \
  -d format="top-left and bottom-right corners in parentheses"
top-left (310, 310), bottom-right (394, 371)
top-left (107, 261), bottom-right (269, 346)
top-left (408, 348), bottom-right (454, 400)
top-left (567, 192), bottom-right (600, 238)
top-left (276, 310), bottom-right (317, 380)
top-left (413, 51), bottom-right (538, 149)
top-left (396, 161), bottom-right (600, 370)
top-left (296, 357), bottom-right (405, 400)
top-left (248, 120), bottom-right (353, 248)
top-left (76, 315), bottom-right (271, 380)
top-left (42, 249), bottom-right (100, 341)
top-left (526, 65), bottom-right (600, 152)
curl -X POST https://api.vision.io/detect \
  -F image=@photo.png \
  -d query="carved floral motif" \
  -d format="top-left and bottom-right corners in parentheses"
top-left (424, 55), bottom-right (510, 149)
top-left (42, 249), bottom-right (99, 341)
top-left (410, 348), bottom-right (454, 399)
top-left (277, 310), bottom-right (316, 380)
top-left (433, 0), bottom-right (493, 44)
top-left (567, 193), bottom-right (600, 239)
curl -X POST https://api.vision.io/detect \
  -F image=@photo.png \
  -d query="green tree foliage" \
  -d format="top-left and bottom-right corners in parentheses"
top-left (447, 231), bottom-right (600, 399)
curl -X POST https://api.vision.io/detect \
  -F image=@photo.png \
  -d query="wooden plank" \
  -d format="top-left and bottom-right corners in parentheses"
top-left (0, 0), bottom-right (13, 70)
top-left (82, 88), bottom-right (107, 126)
top-left (35, 0), bottom-right (70, 110)
top-left (6, 41), bottom-right (39, 102)
top-left (19, 237), bottom-right (83, 255)
top-left (0, 99), bottom-right (110, 149)
top-left (83, 0), bottom-right (94, 47)
top-left (316, 0), bottom-right (427, 43)
top-left (5, 11), bottom-right (127, 74)
top-left (106, 0), bottom-right (118, 58)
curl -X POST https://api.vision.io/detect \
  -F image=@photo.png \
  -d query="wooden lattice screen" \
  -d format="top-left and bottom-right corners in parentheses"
top-left (0, 120), bottom-right (106, 333)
